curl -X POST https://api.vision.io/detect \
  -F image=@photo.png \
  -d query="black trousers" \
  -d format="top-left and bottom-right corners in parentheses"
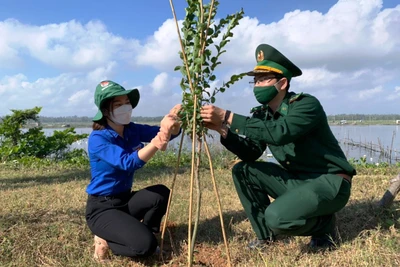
top-left (85, 184), bottom-right (170, 257)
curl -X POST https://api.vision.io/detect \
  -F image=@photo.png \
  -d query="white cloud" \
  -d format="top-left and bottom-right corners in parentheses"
top-left (130, 0), bottom-right (400, 114)
top-left (151, 72), bottom-right (170, 95)
top-left (150, 72), bottom-right (181, 96)
top-left (1, 0), bottom-right (400, 116)
top-left (358, 86), bottom-right (383, 100)
top-left (86, 62), bottom-right (117, 83)
top-left (295, 68), bottom-right (341, 89)
top-left (386, 86), bottom-right (400, 101)
top-left (0, 74), bottom-right (27, 94)
top-left (68, 90), bottom-right (91, 106)
top-left (221, 0), bottom-right (400, 73)
top-left (133, 85), bottom-right (182, 117)
top-left (0, 19), bottom-right (140, 71)
top-left (0, 62), bottom-right (115, 116)
top-left (1, 0), bottom-right (399, 76)
top-left (135, 19), bottom-right (181, 70)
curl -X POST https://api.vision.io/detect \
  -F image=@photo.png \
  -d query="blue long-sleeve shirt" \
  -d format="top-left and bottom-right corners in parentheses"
top-left (86, 122), bottom-right (179, 196)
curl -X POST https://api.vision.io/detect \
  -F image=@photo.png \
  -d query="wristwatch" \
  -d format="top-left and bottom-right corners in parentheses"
top-left (222, 110), bottom-right (231, 127)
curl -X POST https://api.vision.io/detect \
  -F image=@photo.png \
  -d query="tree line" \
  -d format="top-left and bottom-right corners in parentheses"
top-left (38, 116), bottom-right (164, 123)
top-left (327, 114), bottom-right (400, 121)
top-left (1, 114), bottom-right (400, 124)
top-left (35, 114), bottom-right (400, 123)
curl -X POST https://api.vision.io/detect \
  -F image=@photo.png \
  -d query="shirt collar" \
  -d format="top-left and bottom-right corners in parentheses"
top-left (250, 91), bottom-right (296, 116)
top-left (105, 124), bottom-right (122, 139)
top-left (275, 91), bottom-right (296, 117)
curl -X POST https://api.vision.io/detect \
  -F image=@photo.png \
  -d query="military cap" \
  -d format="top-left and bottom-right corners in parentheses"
top-left (93, 80), bottom-right (140, 122)
top-left (247, 44), bottom-right (302, 80)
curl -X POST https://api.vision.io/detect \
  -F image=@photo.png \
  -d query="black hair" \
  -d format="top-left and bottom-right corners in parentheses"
top-left (92, 98), bottom-right (114, 130)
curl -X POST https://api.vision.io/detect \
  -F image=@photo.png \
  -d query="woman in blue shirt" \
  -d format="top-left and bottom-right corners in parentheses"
top-left (85, 80), bottom-right (181, 262)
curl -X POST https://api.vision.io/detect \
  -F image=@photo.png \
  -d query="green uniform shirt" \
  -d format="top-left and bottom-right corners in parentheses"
top-left (221, 91), bottom-right (356, 176)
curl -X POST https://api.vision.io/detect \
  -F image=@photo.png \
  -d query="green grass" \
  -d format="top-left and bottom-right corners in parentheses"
top-left (1, 161), bottom-right (399, 266)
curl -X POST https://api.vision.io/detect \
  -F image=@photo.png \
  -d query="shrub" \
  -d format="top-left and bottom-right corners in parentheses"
top-left (0, 107), bottom-right (88, 161)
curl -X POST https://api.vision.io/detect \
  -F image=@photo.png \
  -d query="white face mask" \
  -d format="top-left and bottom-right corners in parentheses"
top-left (109, 104), bottom-right (132, 125)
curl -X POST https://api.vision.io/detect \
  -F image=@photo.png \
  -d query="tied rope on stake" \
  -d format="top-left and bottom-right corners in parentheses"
top-left (160, 1), bottom-right (245, 266)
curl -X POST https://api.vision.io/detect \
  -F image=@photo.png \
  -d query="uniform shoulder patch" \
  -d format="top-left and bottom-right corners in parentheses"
top-left (250, 105), bottom-right (267, 114)
top-left (289, 92), bottom-right (304, 103)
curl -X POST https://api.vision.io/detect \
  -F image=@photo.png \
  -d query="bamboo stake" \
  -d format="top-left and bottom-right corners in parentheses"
top-left (200, 0), bottom-right (215, 53)
top-left (191, 139), bottom-right (202, 256)
top-left (168, 0), bottom-right (230, 265)
top-left (169, 0), bottom-right (196, 94)
top-left (168, 1), bottom-right (198, 263)
top-left (188, 95), bottom-right (198, 266)
top-left (189, 1), bottom-right (204, 257)
top-left (203, 134), bottom-right (232, 267)
top-left (160, 131), bottom-right (185, 261)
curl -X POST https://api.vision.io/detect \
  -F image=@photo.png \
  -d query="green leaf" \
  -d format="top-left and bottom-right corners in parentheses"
top-left (173, 0), bottom-right (244, 138)
top-left (180, 67), bottom-right (188, 77)
top-left (194, 58), bottom-right (203, 65)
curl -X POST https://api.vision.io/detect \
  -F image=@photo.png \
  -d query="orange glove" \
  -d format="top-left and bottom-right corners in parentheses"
top-left (168, 104), bottom-right (182, 135)
top-left (150, 128), bottom-right (170, 151)
top-left (169, 104), bottom-right (182, 116)
top-left (150, 115), bottom-right (176, 151)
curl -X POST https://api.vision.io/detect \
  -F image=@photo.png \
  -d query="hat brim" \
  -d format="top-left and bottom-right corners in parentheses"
top-left (92, 88), bottom-right (140, 122)
top-left (246, 70), bottom-right (276, 76)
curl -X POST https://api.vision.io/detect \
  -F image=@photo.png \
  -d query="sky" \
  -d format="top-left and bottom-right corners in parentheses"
top-left (0, 0), bottom-right (399, 118)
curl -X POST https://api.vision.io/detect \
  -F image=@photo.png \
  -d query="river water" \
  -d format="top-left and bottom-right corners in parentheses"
top-left (46, 125), bottom-right (400, 164)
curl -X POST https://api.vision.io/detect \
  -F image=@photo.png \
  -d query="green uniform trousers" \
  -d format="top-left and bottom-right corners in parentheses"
top-left (232, 161), bottom-right (351, 240)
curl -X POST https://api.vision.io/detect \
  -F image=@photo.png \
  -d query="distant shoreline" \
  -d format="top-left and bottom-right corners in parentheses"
top-left (29, 120), bottom-right (400, 129)
top-left (26, 121), bottom-right (160, 129)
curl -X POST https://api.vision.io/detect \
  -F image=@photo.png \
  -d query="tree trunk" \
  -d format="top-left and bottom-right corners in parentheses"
top-left (378, 174), bottom-right (400, 208)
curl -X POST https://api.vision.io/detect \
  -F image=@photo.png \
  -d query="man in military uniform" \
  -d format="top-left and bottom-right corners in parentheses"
top-left (200, 44), bottom-right (356, 249)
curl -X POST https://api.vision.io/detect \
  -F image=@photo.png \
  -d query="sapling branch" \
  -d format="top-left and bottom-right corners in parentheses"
top-left (164, 1), bottom-right (245, 266)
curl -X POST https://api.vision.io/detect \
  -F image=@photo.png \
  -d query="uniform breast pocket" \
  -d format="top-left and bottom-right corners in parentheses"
top-left (282, 143), bottom-right (296, 157)
top-left (270, 143), bottom-right (295, 161)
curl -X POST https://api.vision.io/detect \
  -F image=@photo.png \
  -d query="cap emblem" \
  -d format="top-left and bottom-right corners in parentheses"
top-left (100, 81), bottom-right (111, 91)
top-left (257, 50), bottom-right (264, 62)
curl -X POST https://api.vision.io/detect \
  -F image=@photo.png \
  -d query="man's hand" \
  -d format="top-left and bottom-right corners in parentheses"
top-left (200, 105), bottom-right (226, 127)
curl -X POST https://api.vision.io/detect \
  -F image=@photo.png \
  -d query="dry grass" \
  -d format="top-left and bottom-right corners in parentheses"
top-left (1, 164), bottom-right (399, 266)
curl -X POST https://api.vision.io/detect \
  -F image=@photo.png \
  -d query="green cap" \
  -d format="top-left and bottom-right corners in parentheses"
top-left (247, 44), bottom-right (302, 80)
top-left (93, 80), bottom-right (140, 122)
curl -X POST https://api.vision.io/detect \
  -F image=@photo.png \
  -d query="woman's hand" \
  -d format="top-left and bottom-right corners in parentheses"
top-left (168, 104), bottom-right (183, 135)
top-left (169, 104), bottom-right (182, 116)
top-left (160, 114), bottom-right (178, 132)
top-left (150, 114), bottom-right (180, 151)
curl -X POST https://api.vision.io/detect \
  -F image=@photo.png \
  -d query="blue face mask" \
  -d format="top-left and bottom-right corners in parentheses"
top-left (253, 80), bottom-right (282, 105)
